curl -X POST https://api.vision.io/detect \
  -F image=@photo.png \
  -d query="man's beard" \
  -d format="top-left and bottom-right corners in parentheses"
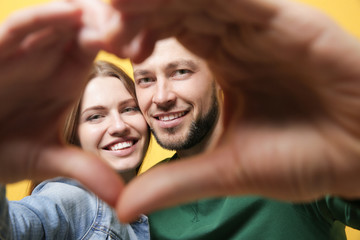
top-left (151, 91), bottom-right (219, 151)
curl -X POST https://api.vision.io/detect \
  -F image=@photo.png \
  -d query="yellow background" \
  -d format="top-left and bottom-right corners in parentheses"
top-left (2, 0), bottom-right (360, 238)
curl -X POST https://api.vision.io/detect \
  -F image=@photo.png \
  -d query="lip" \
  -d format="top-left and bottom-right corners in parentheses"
top-left (152, 110), bottom-right (189, 129)
top-left (101, 139), bottom-right (138, 157)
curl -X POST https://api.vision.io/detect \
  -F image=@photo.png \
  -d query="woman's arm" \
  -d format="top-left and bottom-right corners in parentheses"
top-left (0, 185), bottom-right (11, 240)
top-left (2, 179), bottom-right (99, 239)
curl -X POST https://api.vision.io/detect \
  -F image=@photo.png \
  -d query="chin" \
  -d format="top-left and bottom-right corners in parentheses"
top-left (115, 164), bottom-right (140, 172)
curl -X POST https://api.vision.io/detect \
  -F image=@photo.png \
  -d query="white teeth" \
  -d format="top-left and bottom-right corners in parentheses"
top-left (159, 112), bottom-right (185, 121)
top-left (109, 141), bottom-right (133, 151)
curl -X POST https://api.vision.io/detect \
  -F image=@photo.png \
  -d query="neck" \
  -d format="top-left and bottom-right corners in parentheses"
top-left (118, 169), bottom-right (137, 183)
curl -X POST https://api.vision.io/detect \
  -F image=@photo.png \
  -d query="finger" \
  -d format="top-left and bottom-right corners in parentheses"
top-left (113, 0), bottom-right (277, 23)
top-left (100, 14), bottom-right (149, 57)
top-left (208, 0), bottom-right (277, 24)
top-left (124, 13), bottom-right (185, 61)
top-left (183, 14), bottom-right (226, 36)
top-left (111, 0), bottom-right (177, 13)
top-left (37, 146), bottom-right (124, 208)
top-left (21, 27), bottom-right (68, 52)
top-left (0, 2), bottom-right (82, 59)
top-left (116, 146), bottom-right (235, 222)
top-left (0, 30), bottom-right (82, 92)
top-left (112, 0), bottom-right (216, 16)
top-left (71, 0), bottom-right (144, 57)
top-left (176, 31), bottom-right (219, 61)
top-left (72, 0), bottom-right (123, 50)
top-left (125, 29), bottom-right (157, 63)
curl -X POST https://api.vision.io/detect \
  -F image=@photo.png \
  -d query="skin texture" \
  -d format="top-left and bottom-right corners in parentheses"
top-left (2, 0), bottom-right (360, 222)
top-left (78, 76), bottom-right (149, 181)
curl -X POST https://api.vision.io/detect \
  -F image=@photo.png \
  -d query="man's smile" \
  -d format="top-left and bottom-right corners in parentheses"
top-left (155, 111), bottom-right (187, 121)
top-left (152, 111), bottom-right (189, 129)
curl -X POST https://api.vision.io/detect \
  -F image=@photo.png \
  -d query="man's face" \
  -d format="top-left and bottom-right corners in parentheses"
top-left (133, 38), bottom-right (219, 151)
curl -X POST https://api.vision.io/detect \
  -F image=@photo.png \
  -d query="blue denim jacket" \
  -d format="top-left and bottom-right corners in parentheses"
top-left (0, 178), bottom-right (149, 240)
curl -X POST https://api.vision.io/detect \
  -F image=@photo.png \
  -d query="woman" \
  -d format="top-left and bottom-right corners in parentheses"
top-left (0, 60), bottom-right (150, 240)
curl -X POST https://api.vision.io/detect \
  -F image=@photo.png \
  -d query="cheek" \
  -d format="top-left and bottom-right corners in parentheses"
top-left (192, 79), bottom-right (215, 109)
top-left (132, 115), bottom-right (149, 137)
top-left (178, 81), bottom-right (212, 109)
top-left (78, 125), bottom-right (102, 151)
top-left (136, 89), bottom-right (152, 112)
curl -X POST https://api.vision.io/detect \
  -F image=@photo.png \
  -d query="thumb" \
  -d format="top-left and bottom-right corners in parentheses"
top-left (116, 146), bottom-right (239, 222)
top-left (37, 146), bottom-right (124, 207)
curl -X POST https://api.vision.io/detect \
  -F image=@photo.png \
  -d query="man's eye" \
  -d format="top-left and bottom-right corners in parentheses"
top-left (172, 69), bottom-right (192, 79)
top-left (175, 69), bottom-right (190, 75)
top-left (137, 77), bottom-right (154, 85)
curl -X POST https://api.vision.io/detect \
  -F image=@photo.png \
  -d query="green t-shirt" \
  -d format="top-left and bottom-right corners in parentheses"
top-left (149, 154), bottom-right (360, 240)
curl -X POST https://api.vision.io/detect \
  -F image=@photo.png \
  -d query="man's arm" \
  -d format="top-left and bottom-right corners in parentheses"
top-left (109, 0), bottom-right (360, 221)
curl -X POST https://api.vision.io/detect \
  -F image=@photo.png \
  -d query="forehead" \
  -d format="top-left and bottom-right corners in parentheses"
top-left (133, 38), bottom-right (204, 71)
top-left (82, 76), bottom-right (132, 106)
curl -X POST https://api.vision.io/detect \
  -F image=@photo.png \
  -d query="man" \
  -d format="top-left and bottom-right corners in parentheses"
top-left (130, 36), bottom-right (360, 239)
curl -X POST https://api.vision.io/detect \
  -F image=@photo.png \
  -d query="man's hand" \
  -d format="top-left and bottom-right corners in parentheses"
top-left (111, 0), bottom-right (360, 221)
top-left (0, 1), bottom-right (123, 207)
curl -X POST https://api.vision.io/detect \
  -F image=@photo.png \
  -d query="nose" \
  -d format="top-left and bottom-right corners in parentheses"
top-left (107, 113), bottom-right (130, 136)
top-left (153, 79), bottom-right (176, 109)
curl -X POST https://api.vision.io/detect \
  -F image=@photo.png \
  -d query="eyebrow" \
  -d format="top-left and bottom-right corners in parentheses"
top-left (80, 99), bottom-right (137, 117)
top-left (165, 59), bottom-right (198, 72)
top-left (80, 106), bottom-right (105, 118)
top-left (133, 59), bottom-right (199, 78)
top-left (133, 69), bottom-right (151, 78)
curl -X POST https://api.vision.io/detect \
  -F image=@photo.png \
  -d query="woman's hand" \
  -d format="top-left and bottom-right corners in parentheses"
top-left (0, 1), bottom-right (123, 207)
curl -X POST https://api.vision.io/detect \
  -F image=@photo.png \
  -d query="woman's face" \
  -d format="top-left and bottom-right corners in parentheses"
top-left (78, 76), bottom-right (149, 173)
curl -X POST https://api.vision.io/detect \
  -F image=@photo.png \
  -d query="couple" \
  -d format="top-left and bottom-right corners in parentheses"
top-left (1, 37), bottom-right (221, 239)
top-left (3, 37), bottom-right (360, 240)
top-left (2, 0), bottom-right (360, 239)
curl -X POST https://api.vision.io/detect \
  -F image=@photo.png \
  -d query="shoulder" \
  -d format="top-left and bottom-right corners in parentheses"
top-left (152, 153), bottom-right (178, 168)
top-left (32, 177), bottom-right (93, 201)
top-left (313, 196), bottom-right (360, 229)
top-left (7, 178), bottom-right (99, 239)
top-left (33, 177), bottom-right (87, 193)
top-left (29, 177), bottom-right (98, 221)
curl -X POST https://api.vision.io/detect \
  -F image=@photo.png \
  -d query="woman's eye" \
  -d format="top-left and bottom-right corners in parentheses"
top-left (86, 114), bottom-right (103, 121)
top-left (122, 107), bottom-right (140, 113)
